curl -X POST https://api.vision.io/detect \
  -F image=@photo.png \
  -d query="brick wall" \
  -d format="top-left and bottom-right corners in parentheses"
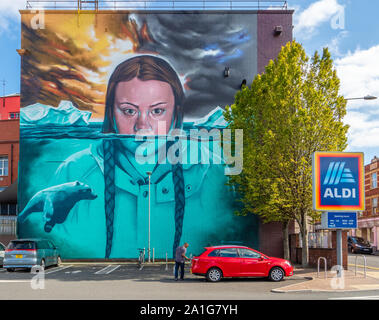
top-left (290, 231), bottom-right (348, 269)
top-left (259, 221), bottom-right (284, 258)
top-left (257, 10), bottom-right (293, 74)
top-left (0, 120), bottom-right (19, 188)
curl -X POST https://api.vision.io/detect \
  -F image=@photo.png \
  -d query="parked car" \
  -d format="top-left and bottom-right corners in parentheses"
top-left (0, 242), bottom-right (5, 266)
top-left (191, 245), bottom-right (294, 282)
top-left (348, 236), bottom-right (373, 254)
top-left (3, 239), bottom-right (61, 272)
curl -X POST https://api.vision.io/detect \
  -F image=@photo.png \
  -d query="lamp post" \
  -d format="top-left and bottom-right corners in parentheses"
top-left (334, 94), bottom-right (377, 274)
top-left (146, 171), bottom-right (152, 263)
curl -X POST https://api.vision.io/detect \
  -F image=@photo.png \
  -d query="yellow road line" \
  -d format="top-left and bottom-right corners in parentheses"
top-left (348, 264), bottom-right (379, 271)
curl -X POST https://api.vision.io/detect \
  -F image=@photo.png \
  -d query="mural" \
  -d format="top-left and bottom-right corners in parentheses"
top-left (18, 12), bottom-right (259, 259)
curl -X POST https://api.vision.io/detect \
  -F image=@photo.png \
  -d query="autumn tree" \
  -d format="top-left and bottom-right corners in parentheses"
top-left (225, 41), bottom-right (348, 266)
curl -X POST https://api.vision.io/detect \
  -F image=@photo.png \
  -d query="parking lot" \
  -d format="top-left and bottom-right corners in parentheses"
top-left (0, 263), bottom-right (311, 300)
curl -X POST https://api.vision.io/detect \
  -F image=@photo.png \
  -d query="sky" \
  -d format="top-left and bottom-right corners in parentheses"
top-left (0, 0), bottom-right (378, 164)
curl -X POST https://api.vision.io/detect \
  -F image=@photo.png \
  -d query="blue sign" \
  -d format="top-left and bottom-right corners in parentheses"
top-left (321, 212), bottom-right (357, 229)
top-left (313, 152), bottom-right (364, 211)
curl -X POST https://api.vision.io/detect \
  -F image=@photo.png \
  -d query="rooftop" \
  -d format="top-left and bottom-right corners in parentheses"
top-left (24, 0), bottom-right (288, 11)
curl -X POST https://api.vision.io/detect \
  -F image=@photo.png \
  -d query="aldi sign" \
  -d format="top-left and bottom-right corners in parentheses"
top-left (313, 152), bottom-right (364, 211)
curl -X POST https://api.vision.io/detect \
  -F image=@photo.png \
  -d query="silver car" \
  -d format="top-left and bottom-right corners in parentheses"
top-left (3, 239), bottom-right (61, 272)
top-left (0, 242), bottom-right (5, 266)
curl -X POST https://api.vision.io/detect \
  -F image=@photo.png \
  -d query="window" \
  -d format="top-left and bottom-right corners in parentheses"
top-left (8, 112), bottom-right (19, 120)
top-left (238, 248), bottom-right (261, 259)
top-left (0, 156), bottom-right (8, 176)
top-left (219, 248), bottom-right (239, 258)
top-left (8, 241), bottom-right (36, 250)
top-left (372, 198), bottom-right (378, 215)
top-left (208, 249), bottom-right (220, 257)
top-left (372, 173), bottom-right (377, 189)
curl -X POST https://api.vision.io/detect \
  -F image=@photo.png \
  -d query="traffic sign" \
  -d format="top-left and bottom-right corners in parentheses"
top-left (313, 152), bottom-right (364, 211)
top-left (321, 212), bottom-right (357, 229)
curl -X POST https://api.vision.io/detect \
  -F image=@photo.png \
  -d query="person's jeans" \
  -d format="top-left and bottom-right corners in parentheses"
top-left (174, 261), bottom-right (185, 279)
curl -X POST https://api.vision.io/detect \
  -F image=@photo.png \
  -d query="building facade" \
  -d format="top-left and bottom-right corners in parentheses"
top-left (0, 94), bottom-right (20, 245)
top-left (351, 156), bottom-right (379, 250)
top-left (18, 4), bottom-right (293, 259)
top-left (0, 94), bottom-right (20, 121)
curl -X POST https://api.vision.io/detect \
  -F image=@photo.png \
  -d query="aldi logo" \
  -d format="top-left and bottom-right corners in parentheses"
top-left (323, 162), bottom-right (355, 185)
top-left (313, 152), bottom-right (364, 211)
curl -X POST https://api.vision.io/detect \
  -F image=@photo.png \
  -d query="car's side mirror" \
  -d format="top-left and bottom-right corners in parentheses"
top-left (258, 256), bottom-right (264, 261)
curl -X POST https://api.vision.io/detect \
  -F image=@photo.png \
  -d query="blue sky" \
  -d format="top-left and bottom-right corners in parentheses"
top-left (0, 0), bottom-right (378, 164)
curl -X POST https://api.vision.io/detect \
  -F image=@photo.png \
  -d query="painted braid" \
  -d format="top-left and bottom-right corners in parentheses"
top-left (103, 139), bottom-right (116, 258)
top-left (172, 163), bottom-right (185, 258)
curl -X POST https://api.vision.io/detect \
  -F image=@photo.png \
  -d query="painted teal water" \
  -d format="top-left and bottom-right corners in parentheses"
top-left (18, 103), bottom-right (259, 259)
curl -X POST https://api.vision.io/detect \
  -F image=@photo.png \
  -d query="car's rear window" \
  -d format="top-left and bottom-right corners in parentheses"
top-left (8, 241), bottom-right (36, 250)
top-left (208, 249), bottom-right (220, 257)
top-left (352, 237), bottom-right (370, 245)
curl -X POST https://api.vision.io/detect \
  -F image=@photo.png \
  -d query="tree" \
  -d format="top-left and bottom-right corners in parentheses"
top-left (224, 41), bottom-right (348, 266)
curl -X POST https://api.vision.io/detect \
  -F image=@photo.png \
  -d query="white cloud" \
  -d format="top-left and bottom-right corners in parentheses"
top-left (0, 0), bottom-right (25, 32)
top-left (335, 45), bottom-right (379, 109)
top-left (345, 112), bottom-right (379, 148)
top-left (336, 45), bottom-right (379, 150)
top-left (294, 0), bottom-right (344, 38)
top-left (326, 30), bottom-right (349, 57)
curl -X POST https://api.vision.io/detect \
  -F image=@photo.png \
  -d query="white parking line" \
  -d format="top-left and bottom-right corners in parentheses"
top-left (95, 265), bottom-right (121, 275)
top-left (329, 296), bottom-right (379, 300)
top-left (44, 265), bottom-right (73, 274)
top-left (0, 280), bottom-right (31, 283)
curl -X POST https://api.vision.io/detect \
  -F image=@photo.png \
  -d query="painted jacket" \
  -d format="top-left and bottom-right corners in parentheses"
top-left (18, 139), bottom-right (241, 259)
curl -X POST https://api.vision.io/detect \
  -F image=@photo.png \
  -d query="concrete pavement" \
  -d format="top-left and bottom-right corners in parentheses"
top-left (273, 266), bottom-right (379, 293)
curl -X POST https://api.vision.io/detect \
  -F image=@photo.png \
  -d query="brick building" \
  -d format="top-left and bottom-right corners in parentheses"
top-left (0, 94), bottom-right (20, 245)
top-left (351, 156), bottom-right (379, 250)
top-left (0, 94), bottom-right (20, 120)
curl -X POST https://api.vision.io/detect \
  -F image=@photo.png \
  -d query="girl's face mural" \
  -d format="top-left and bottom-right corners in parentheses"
top-left (114, 77), bottom-right (175, 135)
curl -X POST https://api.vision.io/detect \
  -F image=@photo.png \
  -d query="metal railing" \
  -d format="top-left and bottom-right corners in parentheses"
top-left (317, 256), bottom-right (327, 279)
top-left (354, 255), bottom-right (367, 278)
top-left (25, 0), bottom-right (288, 10)
top-left (0, 216), bottom-right (17, 235)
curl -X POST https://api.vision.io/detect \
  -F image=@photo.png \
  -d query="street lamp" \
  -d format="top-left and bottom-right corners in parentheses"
top-left (337, 94), bottom-right (377, 273)
top-left (146, 171), bottom-right (152, 263)
top-left (345, 95), bottom-right (377, 101)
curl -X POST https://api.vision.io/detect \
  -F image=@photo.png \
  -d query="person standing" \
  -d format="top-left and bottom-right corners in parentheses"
top-left (174, 242), bottom-right (190, 281)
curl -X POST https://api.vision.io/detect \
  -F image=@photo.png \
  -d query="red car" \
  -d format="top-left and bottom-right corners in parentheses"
top-left (191, 245), bottom-right (293, 282)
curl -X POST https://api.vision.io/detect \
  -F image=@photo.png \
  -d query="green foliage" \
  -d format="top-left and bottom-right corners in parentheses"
top-left (224, 41), bottom-right (349, 227)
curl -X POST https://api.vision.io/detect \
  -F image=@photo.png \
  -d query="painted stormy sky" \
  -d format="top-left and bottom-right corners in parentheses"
top-left (136, 13), bottom-right (258, 119)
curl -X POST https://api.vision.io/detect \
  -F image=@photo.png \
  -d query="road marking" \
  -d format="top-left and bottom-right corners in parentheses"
top-left (44, 265), bottom-right (73, 274)
top-left (330, 295), bottom-right (379, 300)
top-left (348, 264), bottom-right (379, 271)
top-left (95, 265), bottom-right (121, 275)
top-left (0, 280), bottom-right (31, 283)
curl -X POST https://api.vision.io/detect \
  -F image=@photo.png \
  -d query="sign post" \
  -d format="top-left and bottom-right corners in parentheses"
top-left (313, 152), bottom-right (364, 277)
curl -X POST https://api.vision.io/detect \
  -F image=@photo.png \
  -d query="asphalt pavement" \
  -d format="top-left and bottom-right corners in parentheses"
top-left (1, 254), bottom-right (379, 299)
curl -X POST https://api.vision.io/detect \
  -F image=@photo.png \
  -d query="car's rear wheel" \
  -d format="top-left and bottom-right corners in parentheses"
top-left (206, 267), bottom-right (223, 282)
top-left (269, 267), bottom-right (284, 282)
